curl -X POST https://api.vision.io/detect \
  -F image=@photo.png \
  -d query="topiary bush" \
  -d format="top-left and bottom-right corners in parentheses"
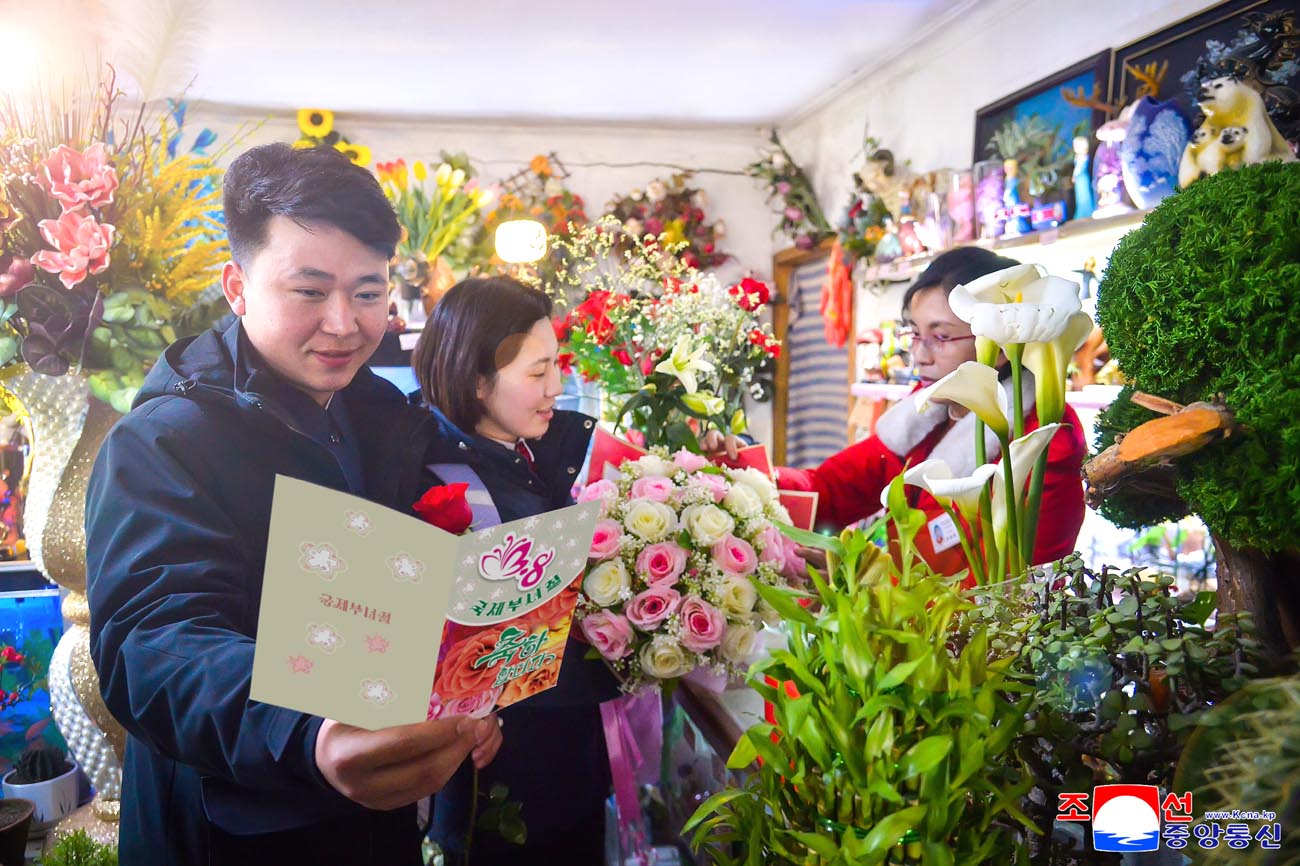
top-left (1096, 161), bottom-right (1300, 552)
top-left (1092, 386), bottom-right (1189, 529)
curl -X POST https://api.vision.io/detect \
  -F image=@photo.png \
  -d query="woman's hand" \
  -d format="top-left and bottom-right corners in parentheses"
top-left (699, 429), bottom-right (743, 460)
top-left (796, 545), bottom-right (827, 573)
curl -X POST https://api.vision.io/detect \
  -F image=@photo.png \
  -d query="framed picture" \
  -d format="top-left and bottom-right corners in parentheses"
top-left (972, 51), bottom-right (1114, 164)
top-left (1114, 0), bottom-right (1300, 147)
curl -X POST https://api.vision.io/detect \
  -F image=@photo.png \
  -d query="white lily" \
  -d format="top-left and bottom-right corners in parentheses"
top-left (681, 389), bottom-right (724, 417)
top-left (991, 423), bottom-right (1062, 537)
top-left (914, 361), bottom-right (1010, 441)
top-left (887, 458), bottom-right (1000, 519)
top-left (1022, 311), bottom-right (1095, 425)
top-left (654, 335), bottom-right (715, 394)
top-left (950, 264), bottom-right (1084, 345)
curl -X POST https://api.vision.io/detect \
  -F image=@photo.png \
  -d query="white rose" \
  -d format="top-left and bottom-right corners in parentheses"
top-left (584, 559), bottom-right (631, 607)
top-left (722, 482), bottom-right (763, 520)
top-left (646, 180), bottom-right (668, 202)
top-left (718, 577), bottom-right (758, 619)
top-left (766, 502), bottom-right (792, 525)
top-left (757, 598), bottom-right (780, 627)
top-left (681, 504), bottom-right (736, 547)
top-left (731, 467), bottom-right (777, 504)
top-left (635, 455), bottom-right (676, 478)
top-left (721, 624), bottom-right (759, 664)
top-left (623, 499), bottom-right (677, 542)
top-left (639, 636), bottom-right (694, 679)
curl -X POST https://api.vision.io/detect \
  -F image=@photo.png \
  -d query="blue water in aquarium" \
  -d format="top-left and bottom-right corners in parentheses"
top-left (0, 589), bottom-right (66, 776)
top-left (1093, 830), bottom-right (1159, 852)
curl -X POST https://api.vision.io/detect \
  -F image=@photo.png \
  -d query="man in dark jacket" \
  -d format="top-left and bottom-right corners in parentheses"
top-left (86, 143), bottom-right (501, 865)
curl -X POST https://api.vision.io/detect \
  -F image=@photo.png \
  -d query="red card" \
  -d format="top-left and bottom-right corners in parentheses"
top-left (586, 427), bottom-right (647, 484)
top-left (709, 443), bottom-right (773, 475)
top-left (778, 490), bottom-right (818, 531)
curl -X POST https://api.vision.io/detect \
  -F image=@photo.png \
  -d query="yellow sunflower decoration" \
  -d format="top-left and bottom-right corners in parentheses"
top-left (292, 107), bottom-right (371, 168)
top-left (297, 108), bottom-right (334, 138)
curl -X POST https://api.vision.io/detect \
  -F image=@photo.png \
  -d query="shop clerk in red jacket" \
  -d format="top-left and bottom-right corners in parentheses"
top-left (707, 247), bottom-right (1087, 581)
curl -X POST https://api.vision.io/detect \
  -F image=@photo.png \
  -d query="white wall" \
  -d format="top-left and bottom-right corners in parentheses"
top-left (780, 0), bottom-right (1220, 228)
top-left (188, 104), bottom-right (783, 442)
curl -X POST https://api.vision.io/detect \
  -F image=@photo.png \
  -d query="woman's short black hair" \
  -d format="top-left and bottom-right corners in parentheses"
top-left (901, 246), bottom-right (1022, 316)
top-left (413, 276), bottom-right (553, 432)
top-left (222, 143), bottom-right (400, 266)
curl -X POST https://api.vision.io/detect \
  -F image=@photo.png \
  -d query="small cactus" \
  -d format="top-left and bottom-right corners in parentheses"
top-left (10, 742), bottom-right (70, 784)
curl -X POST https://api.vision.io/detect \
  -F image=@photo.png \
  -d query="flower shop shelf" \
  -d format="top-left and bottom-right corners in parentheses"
top-left (850, 382), bottom-right (1121, 411)
top-left (859, 209), bottom-right (1153, 284)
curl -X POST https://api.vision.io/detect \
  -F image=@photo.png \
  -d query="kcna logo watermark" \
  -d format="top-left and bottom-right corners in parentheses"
top-left (1057, 785), bottom-right (1282, 852)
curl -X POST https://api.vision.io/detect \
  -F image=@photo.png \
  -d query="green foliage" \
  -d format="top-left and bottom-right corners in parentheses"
top-left (1176, 672), bottom-right (1300, 866)
top-left (967, 554), bottom-right (1264, 862)
top-left (1093, 386), bottom-right (1190, 529)
top-left (37, 830), bottom-right (117, 866)
top-left (685, 490), bottom-right (1035, 865)
top-left (1096, 161), bottom-right (1300, 551)
top-left (477, 782), bottom-right (526, 846)
top-left (986, 115), bottom-right (1079, 198)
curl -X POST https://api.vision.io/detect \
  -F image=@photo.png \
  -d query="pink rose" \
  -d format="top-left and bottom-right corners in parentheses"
top-left (442, 687), bottom-right (501, 719)
top-left (631, 475), bottom-right (675, 503)
top-left (31, 209), bottom-right (114, 290)
top-left (782, 543), bottom-right (808, 582)
top-left (577, 478), bottom-right (618, 506)
top-left (712, 534), bottom-right (758, 578)
top-left (635, 541), bottom-right (689, 586)
top-left (624, 584), bottom-right (682, 630)
top-left (689, 471), bottom-right (729, 503)
top-left (588, 518), bottom-right (623, 561)
top-left (678, 595), bottom-right (726, 653)
top-left (580, 610), bottom-right (635, 659)
top-left (427, 691), bottom-right (444, 720)
top-left (757, 525), bottom-right (785, 570)
top-left (672, 449), bottom-right (708, 473)
top-left (38, 143), bottom-right (119, 211)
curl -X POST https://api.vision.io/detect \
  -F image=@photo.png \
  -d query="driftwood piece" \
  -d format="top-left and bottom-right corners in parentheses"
top-left (1084, 400), bottom-right (1236, 508)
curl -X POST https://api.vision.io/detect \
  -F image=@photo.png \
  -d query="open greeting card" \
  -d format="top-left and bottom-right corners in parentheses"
top-left (587, 427), bottom-right (819, 531)
top-left (250, 476), bottom-right (600, 730)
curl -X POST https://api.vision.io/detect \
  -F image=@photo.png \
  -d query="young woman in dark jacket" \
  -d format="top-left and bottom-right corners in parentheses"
top-left (414, 276), bottom-right (619, 865)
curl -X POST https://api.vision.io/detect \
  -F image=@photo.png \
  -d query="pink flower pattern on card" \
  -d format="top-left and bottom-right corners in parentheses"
top-left (299, 542), bottom-right (348, 579)
top-left (288, 655), bottom-right (314, 674)
top-left (387, 552), bottom-right (424, 584)
top-left (365, 634), bottom-right (390, 654)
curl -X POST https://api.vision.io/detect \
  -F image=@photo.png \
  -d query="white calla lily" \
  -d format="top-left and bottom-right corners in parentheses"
top-left (654, 335), bottom-right (715, 393)
top-left (991, 423), bottom-right (1063, 537)
top-left (914, 361), bottom-right (1010, 440)
top-left (950, 263), bottom-right (1085, 345)
top-left (887, 458), bottom-right (999, 518)
top-left (1022, 311), bottom-right (1095, 425)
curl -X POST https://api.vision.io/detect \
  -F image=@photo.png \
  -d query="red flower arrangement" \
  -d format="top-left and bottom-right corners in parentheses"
top-left (604, 174), bottom-right (729, 270)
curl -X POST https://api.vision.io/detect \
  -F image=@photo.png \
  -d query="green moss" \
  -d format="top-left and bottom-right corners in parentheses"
top-left (1097, 162), bottom-right (1300, 552)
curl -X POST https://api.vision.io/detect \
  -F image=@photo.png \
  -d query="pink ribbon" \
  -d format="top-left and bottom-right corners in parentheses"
top-left (601, 690), bottom-right (662, 862)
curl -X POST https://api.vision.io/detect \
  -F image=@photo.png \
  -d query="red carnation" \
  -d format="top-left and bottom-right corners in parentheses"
top-left (413, 483), bottom-right (473, 535)
top-left (612, 348), bottom-right (633, 366)
top-left (558, 352), bottom-right (576, 375)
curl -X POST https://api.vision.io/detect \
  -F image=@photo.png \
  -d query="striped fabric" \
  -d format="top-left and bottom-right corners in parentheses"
top-left (785, 256), bottom-right (849, 468)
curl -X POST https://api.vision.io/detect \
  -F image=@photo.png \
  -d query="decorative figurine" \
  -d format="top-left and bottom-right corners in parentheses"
top-left (1072, 136), bottom-right (1096, 220)
top-left (1092, 107), bottom-right (1136, 218)
top-left (1001, 158), bottom-right (1031, 236)
top-left (974, 159), bottom-right (1005, 239)
top-left (947, 169), bottom-right (976, 242)
top-left (1178, 75), bottom-right (1297, 188)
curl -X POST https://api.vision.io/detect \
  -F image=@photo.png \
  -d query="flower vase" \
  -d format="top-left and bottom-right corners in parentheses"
top-left (1120, 96), bottom-right (1192, 210)
top-left (1, 371), bottom-right (124, 847)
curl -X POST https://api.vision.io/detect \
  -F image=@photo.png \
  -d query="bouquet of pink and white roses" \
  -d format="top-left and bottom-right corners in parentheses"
top-left (574, 448), bottom-right (806, 689)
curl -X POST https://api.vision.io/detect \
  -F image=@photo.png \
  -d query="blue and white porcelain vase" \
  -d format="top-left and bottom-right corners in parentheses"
top-left (1120, 96), bottom-right (1192, 210)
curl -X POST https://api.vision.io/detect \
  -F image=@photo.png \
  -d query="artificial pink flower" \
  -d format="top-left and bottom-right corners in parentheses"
top-left (0, 256), bottom-right (34, 298)
top-left (712, 534), bottom-right (758, 578)
top-left (688, 471), bottom-right (729, 504)
top-left (588, 519), bottom-right (623, 561)
top-left (31, 209), bottom-right (114, 290)
top-left (630, 475), bottom-right (675, 503)
top-left (580, 611), bottom-right (634, 660)
top-left (635, 541), bottom-right (689, 586)
top-left (672, 448), bottom-right (708, 473)
top-left (678, 595), bottom-right (726, 653)
top-left (38, 143), bottom-right (119, 211)
top-left (624, 584), bottom-right (682, 631)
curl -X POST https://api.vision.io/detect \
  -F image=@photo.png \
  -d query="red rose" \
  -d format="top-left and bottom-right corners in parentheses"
top-left (611, 348), bottom-right (633, 366)
top-left (552, 316), bottom-right (571, 343)
top-left (413, 483), bottom-right (473, 535)
top-left (733, 277), bottom-right (771, 312)
top-left (558, 352), bottom-right (576, 375)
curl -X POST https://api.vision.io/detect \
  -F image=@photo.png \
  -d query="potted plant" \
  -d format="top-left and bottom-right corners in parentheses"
top-left (2, 743), bottom-right (77, 835)
top-left (0, 796), bottom-right (34, 866)
top-left (38, 827), bottom-right (118, 865)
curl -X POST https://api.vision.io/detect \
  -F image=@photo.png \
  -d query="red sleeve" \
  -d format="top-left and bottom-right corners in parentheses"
top-left (776, 434), bottom-right (903, 531)
top-left (1029, 404), bottom-right (1088, 564)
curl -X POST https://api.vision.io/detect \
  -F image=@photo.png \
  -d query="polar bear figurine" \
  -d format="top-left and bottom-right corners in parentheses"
top-left (1196, 76), bottom-right (1294, 164)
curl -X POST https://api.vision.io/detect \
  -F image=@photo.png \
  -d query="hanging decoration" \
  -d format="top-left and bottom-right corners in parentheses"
top-left (604, 174), bottom-right (729, 271)
top-left (745, 130), bottom-right (832, 250)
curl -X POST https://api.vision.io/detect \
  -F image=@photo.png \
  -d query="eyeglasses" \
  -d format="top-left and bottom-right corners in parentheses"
top-left (897, 326), bottom-right (977, 352)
